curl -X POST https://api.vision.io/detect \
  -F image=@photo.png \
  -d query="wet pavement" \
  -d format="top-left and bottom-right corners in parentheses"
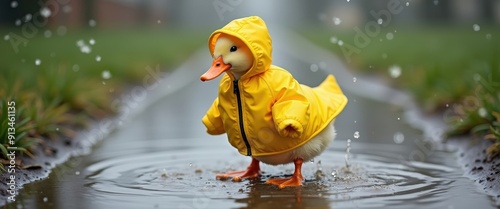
top-left (5, 30), bottom-right (498, 209)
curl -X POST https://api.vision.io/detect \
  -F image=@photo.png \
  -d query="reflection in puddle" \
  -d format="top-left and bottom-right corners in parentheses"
top-left (84, 141), bottom-right (452, 208)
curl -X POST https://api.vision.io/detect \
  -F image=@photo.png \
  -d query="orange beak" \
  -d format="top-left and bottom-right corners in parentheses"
top-left (200, 56), bottom-right (231, 82)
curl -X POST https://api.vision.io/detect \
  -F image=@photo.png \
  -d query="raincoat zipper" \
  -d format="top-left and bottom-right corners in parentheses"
top-left (233, 80), bottom-right (252, 156)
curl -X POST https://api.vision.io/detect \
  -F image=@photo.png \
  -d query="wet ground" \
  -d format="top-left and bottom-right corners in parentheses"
top-left (4, 31), bottom-right (498, 209)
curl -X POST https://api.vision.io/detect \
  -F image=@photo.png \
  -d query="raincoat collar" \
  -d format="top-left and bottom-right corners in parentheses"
top-left (208, 16), bottom-right (273, 80)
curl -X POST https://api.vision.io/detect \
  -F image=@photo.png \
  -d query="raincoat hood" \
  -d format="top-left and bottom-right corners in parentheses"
top-left (208, 16), bottom-right (272, 79)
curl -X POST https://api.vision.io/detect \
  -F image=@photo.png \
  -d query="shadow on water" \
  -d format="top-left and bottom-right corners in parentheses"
top-left (7, 33), bottom-right (497, 209)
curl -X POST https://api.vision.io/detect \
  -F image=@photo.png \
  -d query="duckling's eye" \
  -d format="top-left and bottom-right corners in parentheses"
top-left (230, 46), bottom-right (238, 52)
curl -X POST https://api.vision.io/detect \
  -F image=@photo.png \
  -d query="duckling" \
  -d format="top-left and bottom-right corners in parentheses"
top-left (200, 16), bottom-right (347, 188)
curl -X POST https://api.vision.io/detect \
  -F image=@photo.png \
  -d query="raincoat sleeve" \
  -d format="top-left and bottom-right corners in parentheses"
top-left (271, 76), bottom-right (310, 138)
top-left (202, 97), bottom-right (225, 135)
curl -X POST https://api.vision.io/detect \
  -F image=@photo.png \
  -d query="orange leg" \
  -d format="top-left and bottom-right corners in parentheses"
top-left (266, 158), bottom-right (304, 189)
top-left (216, 158), bottom-right (261, 182)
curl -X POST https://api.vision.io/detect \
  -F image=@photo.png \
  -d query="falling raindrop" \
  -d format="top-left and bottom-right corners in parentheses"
top-left (445, 104), bottom-right (449, 108)
top-left (75, 171), bottom-right (80, 175)
top-left (40, 7), bottom-right (51, 18)
top-left (389, 65), bottom-right (402, 78)
top-left (397, 117), bottom-right (401, 120)
top-left (393, 132), bottom-right (405, 144)
top-left (434, 0), bottom-right (439, 5)
top-left (406, 2), bottom-right (410, 6)
top-left (333, 17), bottom-right (341, 25)
top-left (4, 34), bottom-right (10, 41)
top-left (15, 19), bottom-right (21, 26)
top-left (354, 120), bottom-right (357, 123)
top-left (473, 24), bottom-right (480, 32)
top-left (96, 55), bottom-right (101, 62)
top-left (377, 18), bottom-right (383, 25)
top-left (57, 26), bottom-right (67, 36)
top-left (478, 107), bottom-right (488, 118)
top-left (347, 0), bottom-right (350, 2)
top-left (44, 30), bottom-right (52, 38)
top-left (24, 14), bottom-right (32, 22)
top-left (310, 64), bottom-right (319, 72)
top-left (386, 32), bottom-right (394, 40)
top-left (329, 36), bottom-right (338, 44)
top-left (189, 163), bottom-right (193, 167)
top-left (102, 70), bottom-right (112, 79)
top-left (337, 40), bottom-right (344, 46)
top-left (43, 197), bottom-right (48, 202)
top-left (80, 45), bottom-right (91, 54)
top-left (353, 131), bottom-right (360, 139)
top-left (11, 1), bottom-right (18, 8)
top-left (352, 77), bottom-right (357, 83)
top-left (89, 38), bottom-right (96, 45)
top-left (89, 19), bottom-right (97, 27)
top-left (35, 59), bottom-right (41, 66)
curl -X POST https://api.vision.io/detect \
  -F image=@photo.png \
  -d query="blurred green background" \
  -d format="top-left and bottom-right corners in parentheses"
top-left (1, 0), bottom-right (499, 164)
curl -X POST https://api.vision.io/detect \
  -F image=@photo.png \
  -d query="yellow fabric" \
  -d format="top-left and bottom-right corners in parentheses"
top-left (202, 16), bottom-right (348, 157)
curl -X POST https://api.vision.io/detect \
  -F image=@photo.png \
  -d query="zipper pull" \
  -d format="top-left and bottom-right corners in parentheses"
top-left (233, 80), bottom-right (239, 94)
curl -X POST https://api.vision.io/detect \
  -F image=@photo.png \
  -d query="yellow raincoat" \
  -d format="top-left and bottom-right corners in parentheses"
top-left (202, 16), bottom-right (348, 157)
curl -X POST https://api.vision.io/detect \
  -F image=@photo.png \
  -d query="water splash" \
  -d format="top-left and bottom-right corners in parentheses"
top-left (345, 139), bottom-right (352, 170)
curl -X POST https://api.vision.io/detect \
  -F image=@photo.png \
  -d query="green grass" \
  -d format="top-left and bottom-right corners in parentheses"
top-left (298, 25), bottom-right (500, 157)
top-left (0, 28), bottom-right (205, 169)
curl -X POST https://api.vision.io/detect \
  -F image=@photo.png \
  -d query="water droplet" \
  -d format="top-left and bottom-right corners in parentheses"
top-left (35, 59), bottom-right (41, 66)
top-left (40, 7), bottom-right (51, 18)
top-left (102, 81), bottom-right (106, 85)
top-left (331, 170), bottom-right (337, 179)
top-left (43, 197), bottom-right (48, 202)
top-left (445, 104), bottom-right (449, 108)
top-left (478, 108), bottom-right (488, 118)
top-left (397, 117), bottom-right (401, 120)
top-left (486, 34), bottom-right (492, 40)
top-left (75, 171), bottom-right (80, 175)
top-left (353, 131), bottom-right (360, 139)
top-left (352, 77), bottom-right (357, 83)
top-left (72, 64), bottom-right (80, 72)
top-left (347, 0), bottom-right (350, 2)
top-left (389, 65), bottom-right (402, 78)
top-left (11, 1), bottom-right (18, 8)
top-left (310, 64), bottom-right (319, 72)
top-left (354, 120), bottom-right (357, 123)
top-left (102, 70), bottom-right (112, 79)
top-left (393, 132), bottom-right (405, 144)
top-left (157, 19), bottom-right (161, 24)
top-left (76, 39), bottom-right (85, 47)
top-left (330, 36), bottom-right (338, 44)
top-left (189, 163), bottom-right (193, 167)
top-left (57, 26), bottom-right (67, 36)
top-left (80, 45), bottom-right (91, 54)
top-left (333, 17), bottom-right (341, 25)
top-left (96, 55), bottom-right (101, 62)
top-left (4, 34), bottom-right (10, 41)
top-left (406, 2), bottom-right (410, 6)
top-left (377, 18), bottom-right (383, 25)
top-left (56, 128), bottom-right (59, 131)
top-left (24, 14), bottom-right (32, 22)
top-left (44, 30), bottom-right (52, 38)
top-left (386, 32), bottom-right (394, 40)
top-left (473, 24), bottom-right (480, 32)
top-left (15, 19), bottom-right (21, 26)
top-left (89, 19), bottom-right (97, 27)
top-left (337, 40), bottom-right (344, 46)
top-left (434, 0), bottom-right (439, 5)
top-left (382, 53), bottom-right (388, 59)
